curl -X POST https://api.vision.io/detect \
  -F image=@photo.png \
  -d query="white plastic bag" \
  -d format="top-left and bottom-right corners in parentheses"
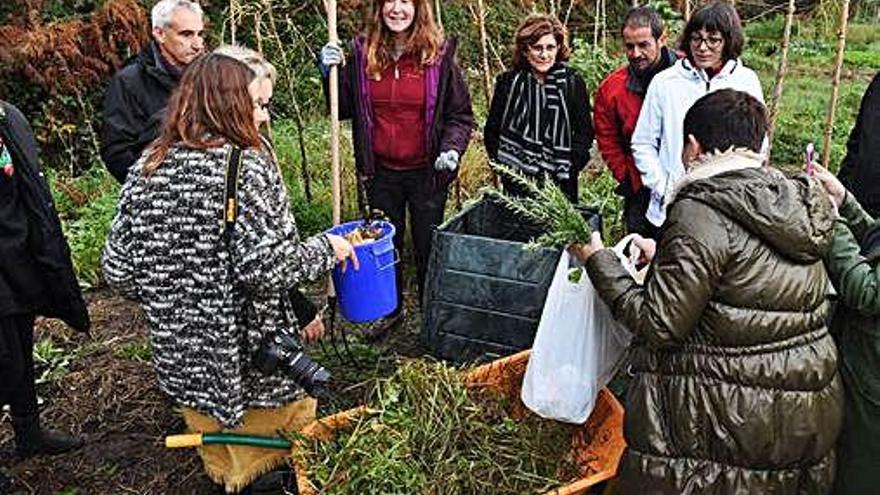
top-left (521, 249), bottom-right (632, 424)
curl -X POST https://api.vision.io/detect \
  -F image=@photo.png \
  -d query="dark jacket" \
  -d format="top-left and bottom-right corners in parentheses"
top-left (824, 194), bottom-right (880, 495)
top-left (586, 151), bottom-right (840, 494)
top-left (0, 101), bottom-right (89, 332)
top-left (484, 66), bottom-right (593, 178)
top-left (101, 41), bottom-right (179, 184)
top-left (328, 37), bottom-right (475, 188)
top-left (838, 71), bottom-right (880, 217)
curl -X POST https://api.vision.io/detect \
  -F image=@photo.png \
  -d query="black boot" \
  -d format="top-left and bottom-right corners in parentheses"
top-left (11, 414), bottom-right (83, 458)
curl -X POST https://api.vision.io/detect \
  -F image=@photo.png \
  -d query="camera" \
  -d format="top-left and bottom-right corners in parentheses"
top-left (253, 327), bottom-right (332, 400)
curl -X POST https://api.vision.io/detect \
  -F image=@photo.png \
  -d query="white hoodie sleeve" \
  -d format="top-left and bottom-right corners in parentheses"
top-left (744, 68), bottom-right (765, 104)
top-left (631, 78), bottom-right (666, 195)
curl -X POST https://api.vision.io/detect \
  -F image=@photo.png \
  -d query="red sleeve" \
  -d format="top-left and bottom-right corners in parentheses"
top-left (593, 82), bottom-right (635, 186)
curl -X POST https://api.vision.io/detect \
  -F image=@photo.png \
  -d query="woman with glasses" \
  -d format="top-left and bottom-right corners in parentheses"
top-left (103, 47), bottom-right (357, 493)
top-left (484, 13), bottom-right (593, 202)
top-left (319, 0), bottom-right (474, 336)
top-left (631, 1), bottom-right (763, 228)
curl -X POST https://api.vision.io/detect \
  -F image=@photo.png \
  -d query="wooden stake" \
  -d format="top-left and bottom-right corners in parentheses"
top-left (230, 0), bottom-right (237, 44)
top-left (435, 0), bottom-right (443, 31)
top-left (767, 0), bottom-right (796, 151)
top-left (474, 0), bottom-right (492, 105)
top-left (327, 0), bottom-right (342, 225)
top-left (821, 0), bottom-right (850, 169)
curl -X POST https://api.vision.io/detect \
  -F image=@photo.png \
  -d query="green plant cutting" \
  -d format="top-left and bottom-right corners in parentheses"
top-left (485, 165), bottom-right (593, 283)
top-left (295, 360), bottom-right (579, 495)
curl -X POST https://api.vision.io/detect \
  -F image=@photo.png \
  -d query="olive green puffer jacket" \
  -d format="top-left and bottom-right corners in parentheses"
top-left (824, 194), bottom-right (880, 495)
top-left (586, 151), bottom-right (842, 495)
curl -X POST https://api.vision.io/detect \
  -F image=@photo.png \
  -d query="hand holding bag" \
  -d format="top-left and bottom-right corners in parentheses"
top-left (521, 242), bottom-right (635, 424)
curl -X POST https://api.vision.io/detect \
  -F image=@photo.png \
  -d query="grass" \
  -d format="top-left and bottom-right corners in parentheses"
top-left (33, 337), bottom-right (75, 385)
top-left (113, 341), bottom-right (153, 362)
top-left (48, 165), bottom-right (119, 288)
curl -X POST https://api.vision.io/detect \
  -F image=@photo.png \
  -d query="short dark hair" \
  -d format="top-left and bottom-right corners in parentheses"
top-left (683, 89), bottom-right (767, 154)
top-left (621, 6), bottom-right (664, 39)
top-left (679, 1), bottom-right (744, 62)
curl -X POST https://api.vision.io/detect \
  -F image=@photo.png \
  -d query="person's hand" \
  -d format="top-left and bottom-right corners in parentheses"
top-left (327, 234), bottom-right (359, 271)
top-left (299, 315), bottom-right (326, 344)
top-left (320, 42), bottom-right (345, 68)
top-left (569, 231), bottom-right (605, 263)
top-left (812, 163), bottom-right (846, 208)
top-left (433, 150), bottom-right (460, 172)
top-left (631, 235), bottom-right (656, 264)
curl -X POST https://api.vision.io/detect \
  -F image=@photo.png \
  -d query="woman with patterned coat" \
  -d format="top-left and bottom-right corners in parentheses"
top-left (102, 50), bottom-right (356, 492)
top-left (571, 90), bottom-right (841, 494)
top-left (484, 13), bottom-right (593, 202)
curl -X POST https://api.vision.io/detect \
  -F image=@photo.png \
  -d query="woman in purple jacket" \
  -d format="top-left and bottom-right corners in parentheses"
top-left (321, 0), bottom-right (474, 337)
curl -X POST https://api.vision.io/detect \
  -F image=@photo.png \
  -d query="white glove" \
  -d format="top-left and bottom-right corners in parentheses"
top-left (433, 150), bottom-right (460, 172)
top-left (320, 42), bottom-right (345, 68)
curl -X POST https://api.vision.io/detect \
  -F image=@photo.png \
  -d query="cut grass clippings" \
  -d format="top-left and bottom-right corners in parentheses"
top-left (295, 360), bottom-right (579, 495)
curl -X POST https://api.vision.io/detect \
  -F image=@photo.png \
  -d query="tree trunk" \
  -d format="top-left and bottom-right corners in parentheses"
top-left (766, 0), bottom-right (796, 153)
top-left (821, 0), bottom-right (850, 169)
top-left (266, 4), bottom-right (313, 202)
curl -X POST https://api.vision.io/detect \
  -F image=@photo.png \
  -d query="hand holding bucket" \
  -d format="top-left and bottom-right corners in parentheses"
top-left (326, 221), bottom-right (399, 323)
top-left (327, 234), bottom-right (359, 272)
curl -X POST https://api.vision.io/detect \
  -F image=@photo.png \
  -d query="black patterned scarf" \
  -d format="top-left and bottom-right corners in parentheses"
top-left (497, 64), bottom-right (572, 180)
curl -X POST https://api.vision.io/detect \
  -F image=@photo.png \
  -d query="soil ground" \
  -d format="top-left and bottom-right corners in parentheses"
top-left (0, 287), bottom-right (429, 495)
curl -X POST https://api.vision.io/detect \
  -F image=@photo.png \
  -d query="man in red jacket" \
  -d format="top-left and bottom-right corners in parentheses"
top-left (594, 7), bottom-right (677, 239)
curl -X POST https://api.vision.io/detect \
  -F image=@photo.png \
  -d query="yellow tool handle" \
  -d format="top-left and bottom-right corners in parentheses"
top-left (165, 433), bottom-right (204, 448)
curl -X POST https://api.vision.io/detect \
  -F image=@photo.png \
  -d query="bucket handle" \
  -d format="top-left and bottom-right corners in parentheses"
top-left (375, 249), bottom-right (400, 271)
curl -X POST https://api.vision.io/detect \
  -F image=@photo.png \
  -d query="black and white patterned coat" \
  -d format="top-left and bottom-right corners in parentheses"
top-left (102, 143), bottom-right (335, 427)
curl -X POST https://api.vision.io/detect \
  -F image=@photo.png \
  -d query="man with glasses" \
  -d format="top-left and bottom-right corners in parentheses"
top-left (630, 1), bottom-right (763, 228)
top-left (101, 0), bottom-right (205, 184)
top-left (594, 6), bottom-right (678, 239)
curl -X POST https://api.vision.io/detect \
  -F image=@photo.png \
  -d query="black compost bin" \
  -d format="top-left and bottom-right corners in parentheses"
top-left (422, 196), bottom-right (602, 363)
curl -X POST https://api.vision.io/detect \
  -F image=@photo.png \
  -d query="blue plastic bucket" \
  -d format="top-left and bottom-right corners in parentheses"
top-left (326, 220), bottom-right (398, 323)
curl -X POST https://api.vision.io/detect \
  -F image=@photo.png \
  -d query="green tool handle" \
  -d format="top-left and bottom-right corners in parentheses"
top-left (165, 432), bottom-right (292, 450)
top-left (204, 432), bottom-right (291, 449)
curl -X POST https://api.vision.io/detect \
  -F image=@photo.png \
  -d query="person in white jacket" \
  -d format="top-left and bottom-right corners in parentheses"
top-left (631, 1), bottom-right (764, 227)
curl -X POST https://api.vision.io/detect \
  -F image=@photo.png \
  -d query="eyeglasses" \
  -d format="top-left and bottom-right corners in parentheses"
top-left (253, 100), bottom-right (272, 112)
top-left (689, 34), bottom-right (724, 50)
top-left (528, 43), bottom-right (558, 56)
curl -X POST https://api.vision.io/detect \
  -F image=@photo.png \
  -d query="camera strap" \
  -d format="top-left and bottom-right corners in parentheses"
top-left (220, 145), bottom-right (300, 329)
top-left (222, 146), bottom-right (244, 242)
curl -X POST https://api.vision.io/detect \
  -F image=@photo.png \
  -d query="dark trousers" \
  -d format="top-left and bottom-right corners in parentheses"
top-left (622, 187), bottom-right (661, 241)
top-left (501, 174), bottom-right (578, 203)
top-left (368, 167), bottom-right (448, 309)
top-left (0, 314), bottom-right (38, 417)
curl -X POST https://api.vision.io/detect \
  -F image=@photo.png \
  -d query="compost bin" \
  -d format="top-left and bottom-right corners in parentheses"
top-left (422, 196), bottom-right (601, 363)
